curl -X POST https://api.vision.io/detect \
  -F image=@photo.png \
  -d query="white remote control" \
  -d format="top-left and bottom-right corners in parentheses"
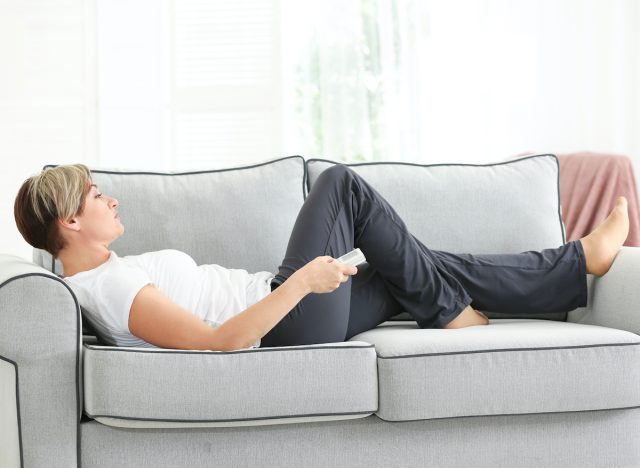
top-left (336, 248), bottom-right (367, 266)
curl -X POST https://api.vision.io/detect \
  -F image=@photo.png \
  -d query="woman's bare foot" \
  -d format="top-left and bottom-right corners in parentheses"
top-left (444, 304), bottom-right (489, 329)
top-left (579, 196), bottom-right (629, 277)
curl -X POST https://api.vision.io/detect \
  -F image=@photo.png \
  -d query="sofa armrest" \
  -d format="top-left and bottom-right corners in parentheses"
top-left (0, 254), bottom-right (81, 467)
top-left (568, 246), bottom-right (640, 336)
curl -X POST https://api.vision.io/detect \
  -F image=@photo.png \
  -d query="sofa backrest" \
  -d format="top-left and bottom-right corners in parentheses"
top-left (306, 154), bottom-right (568, 322)
top-left (34, 156), bottom-right (306, 277)
top-left (35, 154), bottom-right (566, 274)
top-left (306, 154), bottom-right (566, 255)
top-left (32, 153), bottom-right (568, 324)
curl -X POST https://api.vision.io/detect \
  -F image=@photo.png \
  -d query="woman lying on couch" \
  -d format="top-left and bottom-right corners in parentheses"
top-left (14, 164), bottom-right (629, 351)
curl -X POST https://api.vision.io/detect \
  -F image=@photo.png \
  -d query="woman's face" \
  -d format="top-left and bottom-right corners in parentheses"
top-left (72, 183), bottom-right (124, 245)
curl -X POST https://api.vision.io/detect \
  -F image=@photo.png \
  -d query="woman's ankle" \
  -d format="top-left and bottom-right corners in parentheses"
top-left (444, 305), bottom-right (489, 329)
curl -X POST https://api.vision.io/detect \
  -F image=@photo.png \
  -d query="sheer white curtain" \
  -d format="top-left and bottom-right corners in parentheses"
top-left (281, 0), bottom-right (640, 166)
top-left (92, 0), bottom-right (640, 169)
top-left (281, 0), bottom-right (426, 162)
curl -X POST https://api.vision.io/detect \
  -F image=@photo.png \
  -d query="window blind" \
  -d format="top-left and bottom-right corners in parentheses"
top-left (172, 0), bottom-right (282, 169)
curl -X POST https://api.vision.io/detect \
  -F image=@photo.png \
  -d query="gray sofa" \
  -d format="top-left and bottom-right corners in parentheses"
top-left (1, 154), bottom-right (639, 467)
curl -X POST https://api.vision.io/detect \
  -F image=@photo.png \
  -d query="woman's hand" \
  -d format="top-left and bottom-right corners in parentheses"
top-left (294, 256), bottom-right (358, 294)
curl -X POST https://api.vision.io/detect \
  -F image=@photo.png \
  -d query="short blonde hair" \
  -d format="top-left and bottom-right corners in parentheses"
top-left (14, 164), bottom-right (93, 258)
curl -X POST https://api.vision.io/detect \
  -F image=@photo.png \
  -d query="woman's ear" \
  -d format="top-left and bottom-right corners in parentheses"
top-left (58, 216), bottom-right (81, 233)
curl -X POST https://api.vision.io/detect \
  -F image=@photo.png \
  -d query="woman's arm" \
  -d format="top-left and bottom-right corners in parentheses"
top-left (128, 270), bottom-right (310, 351)
top-left (214, 270), bottom-right (310, 349)
top-left (128, 257), bottom-right (355, 351)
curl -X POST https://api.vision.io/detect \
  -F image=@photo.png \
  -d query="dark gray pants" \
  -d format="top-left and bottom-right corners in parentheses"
top-left (260, 164), bottom-right (588, 348)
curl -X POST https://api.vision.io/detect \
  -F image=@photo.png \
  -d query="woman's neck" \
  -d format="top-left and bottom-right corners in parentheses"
top-left (58, 245), bottom-right (111, 278)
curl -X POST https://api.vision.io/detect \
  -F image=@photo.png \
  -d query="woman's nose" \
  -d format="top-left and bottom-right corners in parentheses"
top-left (110, 196), bottom-right (119, 208)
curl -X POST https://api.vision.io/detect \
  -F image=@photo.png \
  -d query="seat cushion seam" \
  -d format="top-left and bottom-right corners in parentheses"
top-left (377, 341), bottom-right (640, 359)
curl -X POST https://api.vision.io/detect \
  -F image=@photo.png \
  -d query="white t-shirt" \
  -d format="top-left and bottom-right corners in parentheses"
top-left (63, 249), bottom-right (275, 349)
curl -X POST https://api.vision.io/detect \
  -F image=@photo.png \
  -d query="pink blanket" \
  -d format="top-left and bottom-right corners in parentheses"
top-left (557, 152), bottom-right (640, 247)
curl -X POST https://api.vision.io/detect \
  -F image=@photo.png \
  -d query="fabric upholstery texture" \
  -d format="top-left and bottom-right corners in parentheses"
top-left (568, 246), bottom-right (640, 335)
top-left (83, 341), bottom-right (377, 428)
top-left (0, 254), bottom-right (81, 468)
top-left (0, 358), bottom-right (20, 468)
top-left (350, 319), bottom-right (640, 421)
top-left (80, 408), bottom-right (640, 468)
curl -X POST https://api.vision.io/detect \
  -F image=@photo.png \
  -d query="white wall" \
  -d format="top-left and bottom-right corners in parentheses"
top-left (0, 0), bottom-right (97, 261)
top-left (415, 0), bottom-right (640, 168)
top-left (96, 0), bottom-right (171, 171)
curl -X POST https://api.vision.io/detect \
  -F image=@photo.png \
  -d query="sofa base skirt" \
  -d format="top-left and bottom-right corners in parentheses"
top-left (80, 407), bottom-right (640, 468)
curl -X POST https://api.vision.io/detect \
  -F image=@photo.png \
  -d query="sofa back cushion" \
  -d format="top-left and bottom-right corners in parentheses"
top-left (34, 156), bottom-right (306, 278)
top-left (306, 154), bottom-right (568, 321)
top-left (306, 154), bottom-right (565, 254)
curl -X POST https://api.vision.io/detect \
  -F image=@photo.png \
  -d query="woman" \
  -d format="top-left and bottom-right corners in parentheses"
top-left (14, 163), bottom-right (629, 351)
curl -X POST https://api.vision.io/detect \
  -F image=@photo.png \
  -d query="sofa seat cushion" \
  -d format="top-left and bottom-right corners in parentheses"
top-left (83, 341), bottom-right (378, 429)
top-left (349, 319), bottom-right (640, 421)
